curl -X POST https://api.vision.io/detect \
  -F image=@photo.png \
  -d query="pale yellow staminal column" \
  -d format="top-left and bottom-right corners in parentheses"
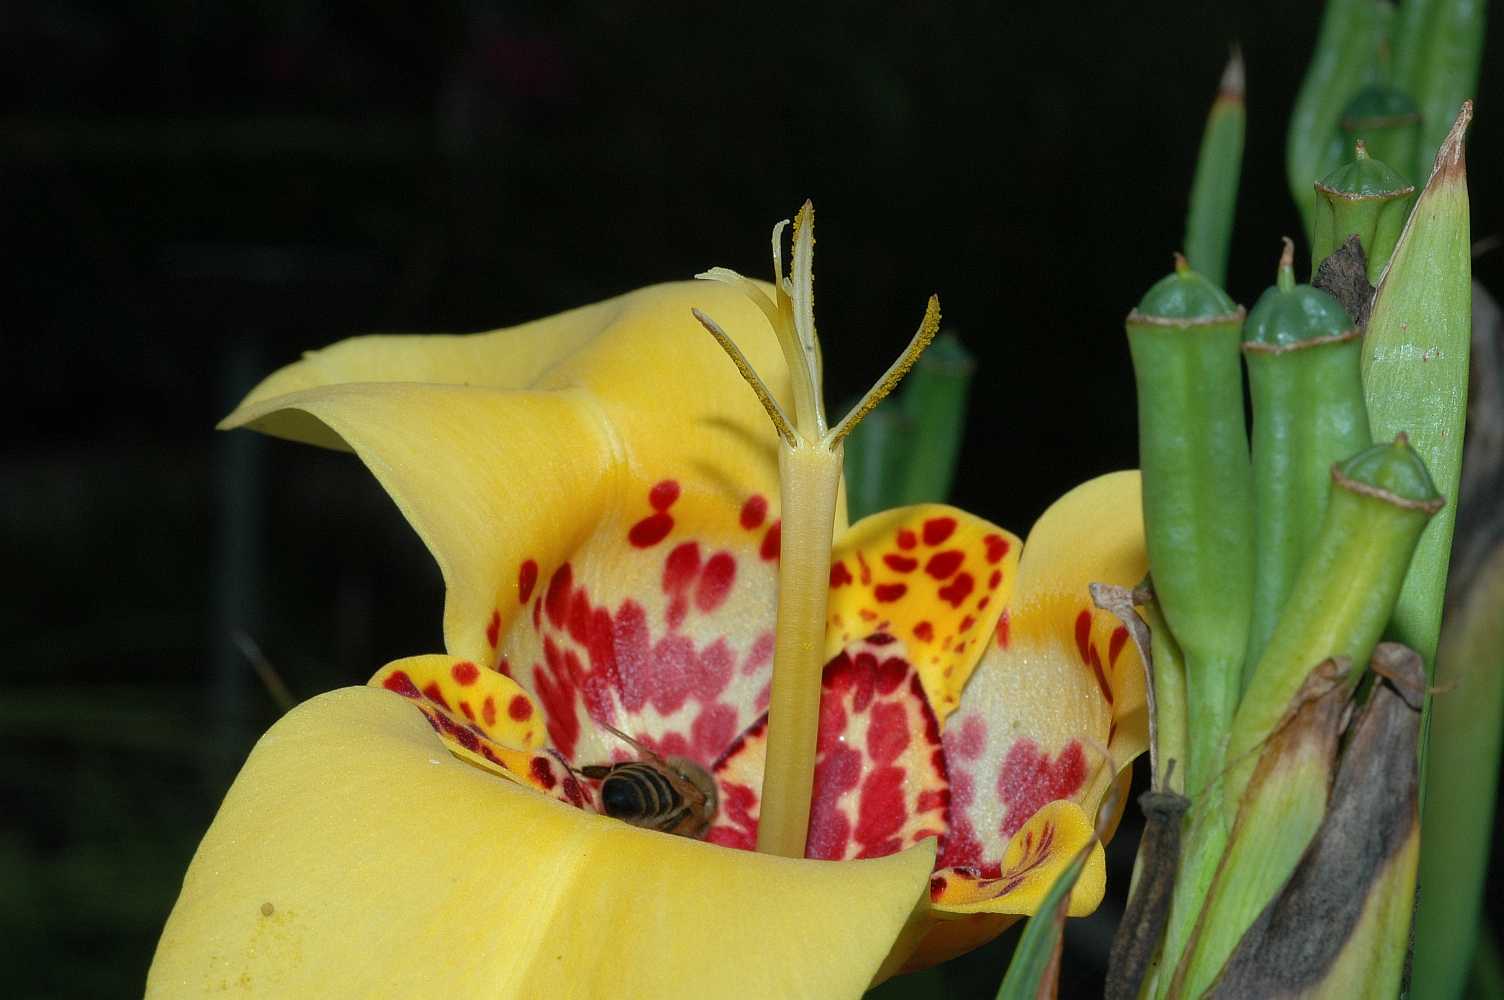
top-left (695, 201), bottom-right (940, 858)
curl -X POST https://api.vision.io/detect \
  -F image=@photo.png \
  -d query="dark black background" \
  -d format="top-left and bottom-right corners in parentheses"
top-left (3, 3), bottom-right (1501, 996)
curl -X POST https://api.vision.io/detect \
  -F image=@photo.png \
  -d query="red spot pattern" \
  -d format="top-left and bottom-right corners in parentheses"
top-left (1073, 610), bottom-right (1092, 665)
top-left (883, 553), bottom-right (918, 573)
top-left (707, 642), bottom-right (949, 864)
top-left (897, 529), bottom-right (917, 550)
top-left (996, 610), bottom-right (1011, 649)
top-left (925, 549), bottom-right (965, 579)
top-left (1074, 609), bottom-right (1115, 705)
top-left (695, 552), bottom-right (737, 612)
top-left (983, 533), bottom-right (1010, 563)
top-left (923, 517), bottom-right (957, 546)
top-left (913, 621), bottom-right (934, 643)
top-left (522, 534), bottom-right (772, 772)
top-left (518, 559), bottom-right (539, 604)
top-left (1108, 626), bottom-right (1130, 666)
top-left (451, 661), bottom-right (479, 686)
top-left (486, 610), bottom-right (501, 648)
top-left (740, 494), bottom-right (768, 529)
top-left (382, 671), bottom-right (420, 698)
top-left (997, 739), bottom-right (1087, 837)
top-left (422, 682), bottom-right (449, 710)
top-left (508, 694), bottom-right (534, 721)
top-left (628, 513), bottom-right (674, 548)
top-left (649, 479), bottom-right (681, 511)
top-left (875, 582), bottom-right (908, 603)
top-left (938, 572), bottom-right (974, 608)
top-left (760, 521), bottom-right (781, 561)
top-left (829, 561), bottom-right (853, 587)
top-left (530, 756), bottom-right (558, 789)
top-left (482, 696), bottom-right (497, 726)
top-left (401, 684), bottom-right (588, 810)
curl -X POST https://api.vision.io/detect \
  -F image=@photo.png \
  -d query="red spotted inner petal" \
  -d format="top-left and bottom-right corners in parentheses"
top-left (378, 666), bottom-right (590, 810)
top-left (705, 635), bottom-right (949, 861)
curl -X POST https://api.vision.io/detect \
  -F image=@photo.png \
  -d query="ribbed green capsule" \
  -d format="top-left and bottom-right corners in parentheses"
top-left (1339, 83), bottom-right (1422, 182)
top-left (1242, 240), bottom-right (1371, 678)
top-left (1126, 257), bottom-right (1251, 796)
top-left (1313, 140), bottom-right (1416, 283)
top-left (1225, 435), bottom-right (1443, 815)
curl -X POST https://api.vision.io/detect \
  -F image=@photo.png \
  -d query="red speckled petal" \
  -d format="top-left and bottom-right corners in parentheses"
top-left (370, 656), bottom-right (588, 809)
top-left (927, 800), bottom-right (1105, 915)
top-left (706, 636), bottom-right (948, 861)
top-left (370, 654), bottom-right (545, 748)
top-left (941, 472), bottom-right (1147, 877)
top-left (826, 505), bottom-right (1020, 723)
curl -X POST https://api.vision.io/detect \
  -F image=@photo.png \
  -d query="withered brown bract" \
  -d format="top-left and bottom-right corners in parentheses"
top-left (1209, 644), bottom-right (1424, 997)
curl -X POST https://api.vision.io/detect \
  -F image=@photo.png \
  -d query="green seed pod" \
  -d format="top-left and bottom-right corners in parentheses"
top-left (1242, 240), bottom-right (1371, 679)
top-left (1127, 256), bottom-right (1251, 796)
top-left (1286, 0), bottom-right (1385, 240)
top-left (1339, 83), bottom-right (1422, 183)
top-left (1183, 49), bottom-right (1246, 290)
top-left (1313, 140), bottom-right (1416, 283)
top-left (1225, 434), bottom-right (1443, 816)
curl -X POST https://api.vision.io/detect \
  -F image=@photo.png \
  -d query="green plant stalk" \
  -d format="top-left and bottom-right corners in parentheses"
top-left (1183, 50), bottom-right (1245, 290)
top-left (1127, 261), bottom-right (1251, 798)
top-left (1312, 141), bottom-right (1416, 283)
top-left (1243, 244), bottom-right (1370, 677)
top-left (1287, 0), bottom-right (1385, 240)
top-left (1141, 597), bottom-right (1188, 794)
top-left (1226, 436), bottom-right (1442, 815)
top-left (1392, 0), bottom-right (1487, 184)
top-left (994, 847), bottom-right (1092, 1000)
top-left (1171, 659), bottom-right (1350, 998)
top-left (1361, 103), bottom-right (1471, 787)
top-left (844, 406), bottom-right (910, 521)
top-left (1412, 546), bottom-right (1504, 999)
top-left (1154, 801), bottom-right (1229, 1000)
top-left (894, 332), bottom-right (975, 506)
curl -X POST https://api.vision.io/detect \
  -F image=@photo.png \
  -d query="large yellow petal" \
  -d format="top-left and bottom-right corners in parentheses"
top-left (221, 282), bottom-right (800, 695)
top-left (224, 382), bottom-right (616, 668)
top-left (938, 472), bottom-right (1147, 876)
top-left (148, 687), bottom-right (936, 999)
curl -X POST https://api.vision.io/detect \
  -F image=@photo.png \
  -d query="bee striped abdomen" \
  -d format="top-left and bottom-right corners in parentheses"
top-left (599, 763), bottom-right (683, 828)
top-left (580, 749), bottom-right (717, 839)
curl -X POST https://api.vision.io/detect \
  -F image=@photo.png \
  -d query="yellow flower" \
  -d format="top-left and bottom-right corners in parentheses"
top-left (149, 211), bottom-right (1148, 997)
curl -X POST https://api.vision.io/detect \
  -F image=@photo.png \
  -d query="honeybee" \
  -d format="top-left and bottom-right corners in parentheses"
top-left (579, 725), bottom-right (719, 839)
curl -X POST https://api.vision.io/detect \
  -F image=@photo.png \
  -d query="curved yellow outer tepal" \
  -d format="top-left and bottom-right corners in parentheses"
top-left (148, 689), bottom-right (935, 999)
top-left (220, 282), bottom-right (806, 669)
